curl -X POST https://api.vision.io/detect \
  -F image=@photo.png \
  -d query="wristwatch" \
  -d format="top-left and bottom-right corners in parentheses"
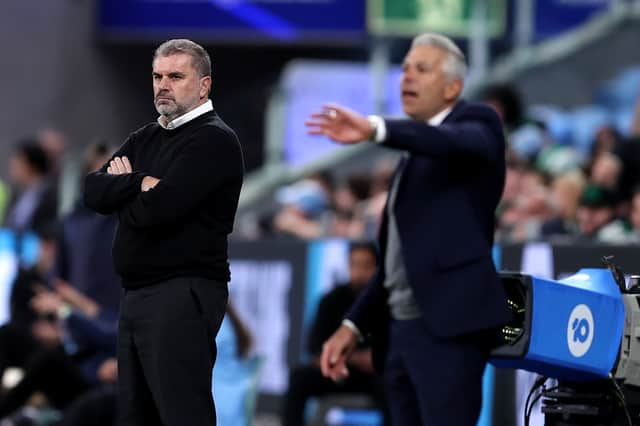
top-left (367, 115), bottom-right (379, 142)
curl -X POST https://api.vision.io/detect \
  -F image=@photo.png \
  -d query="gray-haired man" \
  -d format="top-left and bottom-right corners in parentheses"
top-left (307, 33), bottom-right (510, 426)
top-left (84, 39), bottom-right (244, 425)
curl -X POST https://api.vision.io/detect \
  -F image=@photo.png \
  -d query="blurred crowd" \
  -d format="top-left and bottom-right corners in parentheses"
top-left (238, 82), bottom-right (640, 246)
top-left (489, 83), bottom-right (640, 244)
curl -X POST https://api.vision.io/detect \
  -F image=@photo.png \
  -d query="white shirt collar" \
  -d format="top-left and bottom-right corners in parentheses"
top-left (158, 99), bottom-right (213, 130)
top-left (428, 106), bottom-right (453, 126)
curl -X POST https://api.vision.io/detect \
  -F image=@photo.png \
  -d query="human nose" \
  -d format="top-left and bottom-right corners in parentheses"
top-left (402, 69), bottom-right (415, 84)
top-left (156, 76), bottom-right (170, 91)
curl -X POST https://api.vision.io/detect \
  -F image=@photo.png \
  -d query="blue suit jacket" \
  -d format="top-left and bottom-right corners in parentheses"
top-left (347, 100), bottom-right (512, 370)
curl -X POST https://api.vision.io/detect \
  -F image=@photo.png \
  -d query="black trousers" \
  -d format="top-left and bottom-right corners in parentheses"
top-left (384, 318), bottom-right (493, 426)
top-left (282, 364), bottom-right (388, 426)
top-left (117, 277), bottom-right (228, 426)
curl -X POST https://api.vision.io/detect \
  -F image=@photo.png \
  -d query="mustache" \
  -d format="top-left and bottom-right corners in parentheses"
top-left (155, 91), bottom-right (174, 101)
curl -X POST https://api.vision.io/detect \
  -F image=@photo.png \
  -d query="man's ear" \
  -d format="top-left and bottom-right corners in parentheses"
top-left (200, 76), bottom-right (212, 99)
top-left (444, 78), bottom-right (463, 102)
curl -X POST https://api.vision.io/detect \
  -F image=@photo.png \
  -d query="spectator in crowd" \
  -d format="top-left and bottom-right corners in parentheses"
top-left (213, 303), bottom-right (257, 426)
top-left (590, 152), bottom-right (622, 191)
top-left (361, 158), bottom-right (396, 238)
top-left (55, 142), bottom-right (121, 312)
top-left (329, 174), bottom-right (371, 238)
top-left (281, 241), bottom-right (386, 426)
top-left (4, 141), bottom-right (58, 235)
top-left (272, 178), bottom-right (331, 239)
top-left (632, 88), bottom-right (640, 137)
top-left (481, 83), bottom-right (547, 162)
top-left (0, 227), bottom-right (61, 386)
top-left (590, 126), bottom-right (623, 161)
top-left (0, 140), bottom-right (122, 420)
top-left (608, 92), bottom-right (640, 200)
top-left (541, 170), bottom-right (587, 238)
top-left (628, 186), bottom-right (640, 243)
top-left (576, 184), bottom-right (630, 243)
top-left (497, 166), bottom-right (555, 242)
top-left (37, 129), bottom-right (67, 184)
top-left (0, 280), bottom-right (117, 421)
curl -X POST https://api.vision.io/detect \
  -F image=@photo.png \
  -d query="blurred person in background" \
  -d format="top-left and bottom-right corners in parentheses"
top-left (481, 83), bottom-right (547, 162)
top-left (4, 141), bottom-right (58, 235)
top-left (576, 184), bottom-right (630, 243)
top-left (497, 166), bottom-right (555, 242)
top-left (212, 303), bottom-right (255, 426)
top-left (329, 173), bottom-right (372, 238)
top-left (590, 125), bottom-right (623, 161)
top-left (272, 178), bottom-right (331, 239)
top-left (540, 170), bottom-right (587, 238)
top-left (306, 33), bottom-right (510, 426)
top-left (37, 129), bottom-right (67, 184)
top-left (84, 39), bottom-right (244, 426)
top-left (55, 142), bottom-right (121, 313)
top-left (281, 241), bottom-right (387, 426)
top-left (633, 88), bottom-right (640, 137)
top-left (589, 152), bottom-right (622, 191)
top-left (361, 157), bottom-right (396, 239)
top-left (0, 228), bottom-right (61, 386)
top-left (617, 91), bottom-right (640, 200)
top-left (627, 186), bottom-right (640, 242)
top-left (0, 281), bottom-right (118, 422)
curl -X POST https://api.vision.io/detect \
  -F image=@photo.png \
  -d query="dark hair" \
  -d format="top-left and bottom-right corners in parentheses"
top-left (154, 39), bottom-right (211, 78)
top-left (631, 184), bottom-right (640, 199)
top-left (13, 140), bottom-right (50, 176)
top-left (579, 184), bottom-right (619, 208)
top-left (481, 83), bottom-right (524, 129)
top-left (349, 240), bottom-right (378, 263)
top-left (347, 173), bottom-right (373, 201)
top-left (81, 140), bottom-right (114, 176)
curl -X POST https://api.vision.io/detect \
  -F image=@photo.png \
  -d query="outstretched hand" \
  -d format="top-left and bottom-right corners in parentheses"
top-left (305, 104), bottom-right (374, 145)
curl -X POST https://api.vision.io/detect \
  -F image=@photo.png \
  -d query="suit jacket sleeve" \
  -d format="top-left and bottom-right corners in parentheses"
top-left (383, 106), bottom-right (503, 166)
top-left (308, 292), bottom-right (337, 356)
top-left (118, 127), bottom-right (243, 228)
top-left (345, 272), bottom-right (387, 339)
top-left (83, 133), bottom-right (148, 215)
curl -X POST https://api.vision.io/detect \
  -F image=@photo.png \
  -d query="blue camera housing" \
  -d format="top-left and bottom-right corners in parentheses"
top-left (490, 269), bottom-right (625, 381)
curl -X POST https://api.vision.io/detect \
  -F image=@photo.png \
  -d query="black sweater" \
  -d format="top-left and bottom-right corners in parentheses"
top-left (84, 110), bottom-right (244, 288)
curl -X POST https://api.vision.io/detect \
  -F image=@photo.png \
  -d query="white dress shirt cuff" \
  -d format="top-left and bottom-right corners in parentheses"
top-left (367, 115), bottom-right (387, 143)
top-left (341, 319), bottom-right (364, 342)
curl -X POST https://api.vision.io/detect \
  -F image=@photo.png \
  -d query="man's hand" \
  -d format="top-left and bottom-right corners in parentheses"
top-left (141, 176), bottom-right (160, 192)
top-left (320, 324), bottom-right (359, 381)
top-left (97, 358), bottom-right (118, 384)
top-left (306, 104), bottom-right (375, 145)
top-left (30, 285), bottom-right (64, 316)
top-left (107, 156), bottom-right (132, 175)
top-left (53, 279), bottom-right (99, 318)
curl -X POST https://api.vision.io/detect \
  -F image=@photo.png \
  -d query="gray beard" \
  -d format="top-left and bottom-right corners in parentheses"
top-left (156, 103), bottom-right (186, 122)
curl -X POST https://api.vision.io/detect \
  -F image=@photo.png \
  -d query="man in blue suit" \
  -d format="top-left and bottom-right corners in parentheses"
top-left (306, 33), bottom-right (512, 426)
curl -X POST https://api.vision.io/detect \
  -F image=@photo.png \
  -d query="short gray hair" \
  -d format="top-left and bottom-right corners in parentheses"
top-left (154, 39), bottom-right (212, 78)
top-left (411, 33), bottom-right (467, 81)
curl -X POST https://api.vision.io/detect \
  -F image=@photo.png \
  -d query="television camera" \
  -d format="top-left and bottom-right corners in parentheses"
top-left (490, 257), bottom-right (640, 425)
